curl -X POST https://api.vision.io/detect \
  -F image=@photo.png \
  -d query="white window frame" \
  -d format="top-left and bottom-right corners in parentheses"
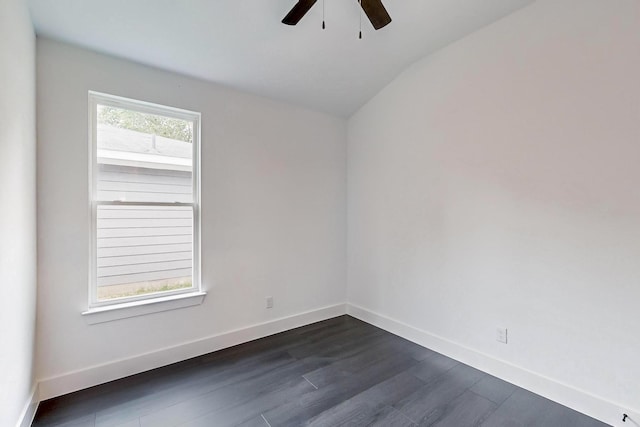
top-left (87, 91), bottom-right (202, 310)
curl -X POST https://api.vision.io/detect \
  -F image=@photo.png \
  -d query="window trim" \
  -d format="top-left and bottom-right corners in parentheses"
top-left (88, 91), bottom-right (202, 310)
top-left (82, 291), bottom-right (207, 324)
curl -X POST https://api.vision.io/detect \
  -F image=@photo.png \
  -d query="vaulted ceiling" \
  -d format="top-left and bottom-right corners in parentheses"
top-left (28, 0), bottom-right (534, 117)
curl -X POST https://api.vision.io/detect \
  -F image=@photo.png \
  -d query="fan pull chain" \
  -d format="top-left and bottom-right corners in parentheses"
top-left (359, 0), bottom-right (362, 39)
top-left (322, 0), bottom-right (325, 29)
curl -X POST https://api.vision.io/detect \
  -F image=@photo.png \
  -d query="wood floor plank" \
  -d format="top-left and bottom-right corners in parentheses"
top-left (306, 371), bottom-right (425, 426)
top-left (178, 377), bottom-right (315, 427)
top-left (236, 415), bottom-right (270, 427)
top-left (307, 401), bottom-right (374, 427)
top-left (32, 403), bottom-right (97, 427)
top-left (428, 390), bottom-right (497, 427)
top-left (138, 360), bottom-right (317, 427)
top-left (95, 351), bottom-right (297, 426)
top-left (34, 413), bottom-right (96, 427)
top-left (111, 420), bottom-right (140, 427)
top-left (480, 389), bottom-right (607, 427)
top-left (263, 352), bottom-right (419, 426)
top-left (286, 323), bottom-right (387, 361)
top-left (368, 406), bottom-right (417, 427)
top-left (405, 352), bottom-right (460, 384)
top-left (302, 336), bottom-right (410, 388)
top-left (469, 374), bottom-right (518, 405)
top-left (394, 363), bottom-right (487, 424)
top-left (382, 334), bottom-right (441, 362)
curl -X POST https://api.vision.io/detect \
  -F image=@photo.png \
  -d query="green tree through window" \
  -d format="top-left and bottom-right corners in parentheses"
top-left (98, 106), bottom-right (193, 143)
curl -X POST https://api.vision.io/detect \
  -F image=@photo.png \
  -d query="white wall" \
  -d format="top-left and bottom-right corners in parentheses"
top-left (0, 0), bottom-right (37, 425)
top-left (348, 0), bottom-right (639, 423)
top-left (36, 39), bottom-right (347, 394)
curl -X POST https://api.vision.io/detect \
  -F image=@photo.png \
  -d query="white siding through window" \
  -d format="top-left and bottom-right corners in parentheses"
top-left (96, 165), bottom-right (193, 291)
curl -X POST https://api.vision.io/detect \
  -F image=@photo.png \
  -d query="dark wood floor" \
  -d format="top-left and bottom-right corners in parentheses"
top-left (32, 316), bottom-right (608, 427)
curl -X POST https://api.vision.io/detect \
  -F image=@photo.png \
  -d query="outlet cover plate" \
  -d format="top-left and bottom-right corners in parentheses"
top-left (496, 327), bottom-right (508, 344)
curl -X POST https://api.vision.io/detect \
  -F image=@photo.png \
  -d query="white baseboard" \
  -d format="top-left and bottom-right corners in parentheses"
top-left (347, 303), bottom-right (638, 427)
top-left (17, 384), bottom-right (39, 427)
top-left (38, 303), bottom-right (347, 401)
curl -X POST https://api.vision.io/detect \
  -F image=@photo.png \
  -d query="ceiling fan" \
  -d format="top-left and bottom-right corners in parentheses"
top-left (282, 0), bottom-right (392, 30)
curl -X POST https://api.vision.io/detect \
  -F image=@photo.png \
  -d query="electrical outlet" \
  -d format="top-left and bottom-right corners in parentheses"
top-left (266, 296), bottom-right (274, 309)
top-left (496, 327), bottom-right (508, 344)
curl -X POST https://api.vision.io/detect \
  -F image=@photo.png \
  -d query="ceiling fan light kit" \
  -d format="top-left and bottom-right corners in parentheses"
top-left (282, 0), bottom-right (391, 38)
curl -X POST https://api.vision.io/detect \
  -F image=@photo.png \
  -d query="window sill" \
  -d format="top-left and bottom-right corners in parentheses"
top-left (82, 291), bottom-right (206, 324)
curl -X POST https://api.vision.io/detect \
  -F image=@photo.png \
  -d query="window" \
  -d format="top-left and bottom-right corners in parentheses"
top-left (88, 92), bottom-right (201, 309)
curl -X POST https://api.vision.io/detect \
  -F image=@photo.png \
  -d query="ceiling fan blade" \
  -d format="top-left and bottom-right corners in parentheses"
top-left (359, 0), bottom-right (392, 30)
top-left (282, 0), bottom-right (318, 25)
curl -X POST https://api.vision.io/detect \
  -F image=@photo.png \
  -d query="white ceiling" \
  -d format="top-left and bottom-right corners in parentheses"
top-left (28, 0), bottom-right (534, 117)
